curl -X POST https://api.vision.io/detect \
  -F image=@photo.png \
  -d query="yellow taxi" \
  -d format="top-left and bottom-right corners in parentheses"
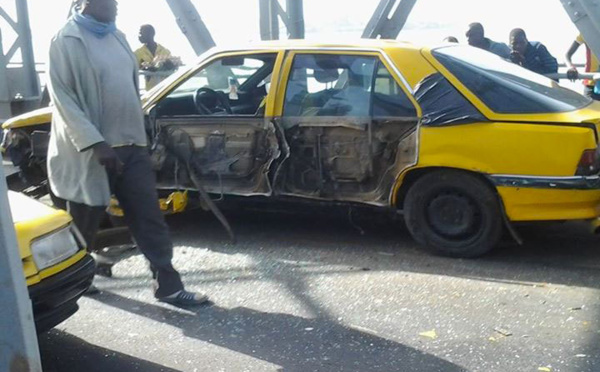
top-left (4, 40), bottom-right (600, 257)
top-left (8, 190), bottom-right (95, 332)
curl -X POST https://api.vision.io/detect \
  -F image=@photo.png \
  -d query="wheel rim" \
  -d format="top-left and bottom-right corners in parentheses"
top-left (426, 191), bottom-right (482, 240)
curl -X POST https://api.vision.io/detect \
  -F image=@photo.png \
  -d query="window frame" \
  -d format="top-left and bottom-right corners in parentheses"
top-left (148, 50), bottom-right (283, 118)
top-left (423, 45), bottom-right (593, 121)
top-left (275, 49), bottom-right (421, 119)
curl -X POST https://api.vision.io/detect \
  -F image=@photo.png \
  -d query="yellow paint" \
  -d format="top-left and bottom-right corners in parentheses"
top-left (25, 251), bottom-right (87, 286)
top-left (6, 41), bottom-right (600, 225)
top-left (419, 329), bottom-right (438, 339)
top-left (2, 107), bottom-right (52, 129)
top-left (166, 191), bottom-right (188, 213)
top-left (110, 191), bottom-right (189, 216)
top-left (498, 187), bottom-right (600, 221)
top-left (418, 123), bottom-right (596, 176)
top-left (9, 191), bottom-right (72, 260)
top-left (8, 192), bottom-right (86, 286)
top-left (107, 198), bottom-right (124, 217)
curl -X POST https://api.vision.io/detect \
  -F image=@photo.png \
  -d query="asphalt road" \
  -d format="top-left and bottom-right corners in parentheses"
top-left (38, 203), bottom-right (600, 372)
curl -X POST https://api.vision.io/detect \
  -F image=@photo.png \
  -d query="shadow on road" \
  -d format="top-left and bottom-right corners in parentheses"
top-left (166, 203), bottom-right (600, 290)
top-left (90, 291), bottom-right (468, 372)
top-left (91, 202), bottom-right (600, 371)
top-left (39, 330), bottom-right (181, 372)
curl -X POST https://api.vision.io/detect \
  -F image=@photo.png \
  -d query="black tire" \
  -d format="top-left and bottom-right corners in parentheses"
top-left (403, 170), bottom-right (503, 258)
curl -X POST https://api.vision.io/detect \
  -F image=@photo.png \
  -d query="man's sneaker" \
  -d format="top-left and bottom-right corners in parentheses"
top-left (158, 290), bottom-right (209, 306)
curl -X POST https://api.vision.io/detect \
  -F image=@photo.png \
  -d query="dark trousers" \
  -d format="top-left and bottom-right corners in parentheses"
top-left (57, 146), bottom-right (184, 298)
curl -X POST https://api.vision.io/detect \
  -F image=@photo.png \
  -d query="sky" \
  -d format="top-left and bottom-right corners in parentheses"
top-left (0, 0), bottom-right (584, 68)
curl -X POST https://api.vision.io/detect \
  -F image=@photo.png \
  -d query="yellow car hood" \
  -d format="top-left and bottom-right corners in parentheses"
top-left (8, 191), bottom-right (72, 260)
top-left (2, 107), bottom-right (52, 130)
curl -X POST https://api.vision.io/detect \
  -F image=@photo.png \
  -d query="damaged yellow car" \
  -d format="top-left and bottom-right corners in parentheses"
top-left (8, 191), bottom-right (95, 332)
top-left (4, 40), bottom-right (600, 257)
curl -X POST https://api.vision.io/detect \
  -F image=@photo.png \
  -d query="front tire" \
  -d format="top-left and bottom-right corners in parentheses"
top-left (403, 170), bottom-right (503, 258)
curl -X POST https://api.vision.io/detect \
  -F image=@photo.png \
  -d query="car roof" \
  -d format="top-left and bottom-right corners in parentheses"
top-left (210, 39), bottom-right (424, 54)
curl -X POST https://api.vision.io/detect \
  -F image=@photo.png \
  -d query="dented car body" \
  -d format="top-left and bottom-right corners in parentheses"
top-left (4, 40), bottom-right (600, 257)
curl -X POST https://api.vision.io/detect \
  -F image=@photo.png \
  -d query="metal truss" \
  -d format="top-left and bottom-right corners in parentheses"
top-left (259, 0), bottom-right (305, 40)
top-left (0, 0), bottom-right (40, 121)
top-left (362, 0), bottom-right (418, 39)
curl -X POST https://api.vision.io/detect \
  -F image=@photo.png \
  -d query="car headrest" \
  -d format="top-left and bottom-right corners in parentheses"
top-left (313, 68), bottom-right (339, 83)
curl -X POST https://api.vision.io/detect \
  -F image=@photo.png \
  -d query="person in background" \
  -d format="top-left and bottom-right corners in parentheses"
top-left (443, 36), bottom-right (458, 43)
top-left (565, 34), bottom-right (600, 99)
top-left (509, 28), bottom-right (558, 75)
top-left (465, 22), bottom-right (510, 59)
top-left (134, 24), bottom-right (172, 90)
top-left (48, 0), bottom-right (208, 306)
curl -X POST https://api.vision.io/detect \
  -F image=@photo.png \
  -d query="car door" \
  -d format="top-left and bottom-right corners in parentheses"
top-left (150, 51), bottom-right (283, 196)
top-left (272, 50), bottom-right (420, 206)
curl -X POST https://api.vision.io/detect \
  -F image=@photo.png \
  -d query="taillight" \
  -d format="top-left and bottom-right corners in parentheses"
top-left (576, 149), bottom-right (600, 176)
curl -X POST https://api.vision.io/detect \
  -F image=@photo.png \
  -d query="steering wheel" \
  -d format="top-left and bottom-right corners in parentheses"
top-left (193, 87), bottom-right (233, 115)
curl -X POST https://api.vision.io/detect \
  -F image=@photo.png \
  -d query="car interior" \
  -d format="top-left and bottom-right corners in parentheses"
top-left (155, 54), bottom-right (277, 118)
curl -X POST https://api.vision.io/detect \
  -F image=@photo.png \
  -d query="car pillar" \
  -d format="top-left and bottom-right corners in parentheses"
top-left (0, 160), bottom-right (42, 372)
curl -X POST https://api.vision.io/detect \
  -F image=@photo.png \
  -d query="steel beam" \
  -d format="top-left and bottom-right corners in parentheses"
top-left (560, 0), bottom-right (600, 63)
top-left (164, 0), bottom-right (216, 56)
top-left (285, 0), bottom-right (305, 39)
top-left (259, 0), bottom-right (305, 40)
top-left (362, 0), bottom-right (418, 39)
top-left (0, 28), bottom-right (11, 122)
top-left (0, 159), bottom-right (42, 372)
top-left (0, 0), bottom-right (40, 122)
top-left (259, 0), bottom-right (280, 40)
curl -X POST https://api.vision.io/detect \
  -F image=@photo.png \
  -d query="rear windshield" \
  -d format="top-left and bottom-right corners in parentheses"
top-left (432, 46), bottom-right (592, 114)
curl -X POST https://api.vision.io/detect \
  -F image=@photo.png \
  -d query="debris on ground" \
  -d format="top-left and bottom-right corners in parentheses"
top-left (494, 327), bottom-right (513, 337)
top-left (419, 329), bottom-right (438, 339)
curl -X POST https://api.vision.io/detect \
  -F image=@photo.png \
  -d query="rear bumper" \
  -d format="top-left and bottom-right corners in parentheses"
top-left (28, 254), bottom-right (95, 333)
top-left (497, 186), bottom-right (600, 222)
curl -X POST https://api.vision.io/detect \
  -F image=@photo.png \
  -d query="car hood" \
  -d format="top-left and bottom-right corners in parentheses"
top-left (8, 191), bottom-right (72, 261)
top-left (2, 107), bottom-right (52, 129)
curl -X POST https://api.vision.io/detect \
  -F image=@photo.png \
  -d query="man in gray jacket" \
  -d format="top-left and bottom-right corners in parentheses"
top-left (48, 0), bottom-right (207, 306)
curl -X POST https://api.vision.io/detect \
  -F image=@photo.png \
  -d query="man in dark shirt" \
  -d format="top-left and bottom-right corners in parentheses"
top-left (466, 23), bottom-right (511, 59)
top-left (509, 28), bottom-right (558, 75)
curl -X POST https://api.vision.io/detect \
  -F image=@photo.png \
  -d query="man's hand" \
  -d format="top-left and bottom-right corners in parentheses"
top-left (567, 67), bottom-right (579, 81)
top-left (510, 51), bottom-right (525, 65)
top-left (92, 142), bottom-right (124, 174)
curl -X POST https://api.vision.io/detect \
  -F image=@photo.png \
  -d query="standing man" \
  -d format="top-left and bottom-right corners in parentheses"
top-left (565, 34), bottom-right (600, 99)
top-left (465, 22), bottom-right (511, 59)
top-left (135, 24), bottom-right (172, 90)
top-left (509, 28), bottom-right (558, 75)
top-left (47, 0), bottom-right (207, 306)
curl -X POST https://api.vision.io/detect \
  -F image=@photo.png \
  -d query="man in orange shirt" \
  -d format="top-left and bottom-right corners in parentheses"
top-left (566, 34), bottom-right (600, 100)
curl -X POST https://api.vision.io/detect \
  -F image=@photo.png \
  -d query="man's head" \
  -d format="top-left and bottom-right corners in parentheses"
top-left (466, 22), bottom-right (485, 47)
top-left (139, 24), bottom-right (156, 44)
top-left (510, 28), bottom-right (528, 54)
top-left (443, 36), bottom-right (458, 43)
top-left (81, 0), bottom-right (117, 23)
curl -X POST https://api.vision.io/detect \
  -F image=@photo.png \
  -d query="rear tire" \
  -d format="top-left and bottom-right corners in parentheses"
top-left (403, 170), bottom-right (503, 258)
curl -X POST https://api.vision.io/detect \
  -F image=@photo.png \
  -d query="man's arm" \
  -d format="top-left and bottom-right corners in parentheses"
top-left (47, 37), bottom-right (105, 152)
top-left (565, 40), bottom-right (581, 80)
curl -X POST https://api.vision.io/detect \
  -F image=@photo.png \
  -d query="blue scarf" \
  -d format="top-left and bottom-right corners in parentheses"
top-left (72, 12), bottom-right (116, 38)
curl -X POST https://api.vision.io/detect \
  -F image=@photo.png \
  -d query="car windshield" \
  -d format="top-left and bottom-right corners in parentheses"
top-left (432, 46), bottom-right (592, 114)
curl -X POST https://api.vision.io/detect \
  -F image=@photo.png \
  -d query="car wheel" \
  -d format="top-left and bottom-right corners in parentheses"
top-left (403, 170), bottom-right (503, 258)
